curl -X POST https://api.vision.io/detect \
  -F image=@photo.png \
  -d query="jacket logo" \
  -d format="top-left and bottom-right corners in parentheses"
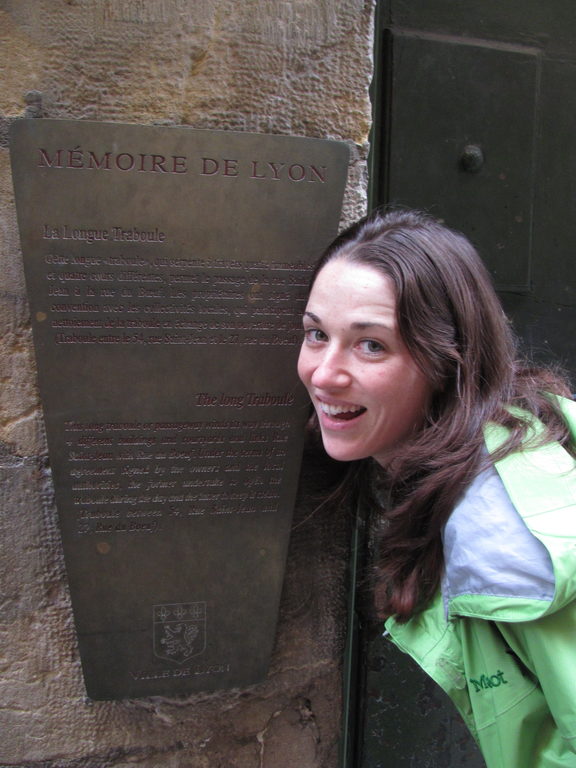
top-left (469, 670), bottom-right (508, 693)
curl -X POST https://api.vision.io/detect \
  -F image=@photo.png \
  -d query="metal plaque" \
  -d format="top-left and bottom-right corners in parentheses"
top-left (10, 119), bottom-right (348, 700)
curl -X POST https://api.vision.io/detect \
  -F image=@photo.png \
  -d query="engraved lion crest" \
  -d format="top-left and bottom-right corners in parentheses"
top-left (153, 602), bottom-right (206, 664)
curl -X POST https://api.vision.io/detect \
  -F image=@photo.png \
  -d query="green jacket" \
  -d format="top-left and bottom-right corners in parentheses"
top-left (385, 397), bottom-right (576, 767)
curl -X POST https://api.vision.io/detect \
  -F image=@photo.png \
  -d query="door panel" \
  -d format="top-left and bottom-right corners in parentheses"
top-left (381, 0), bottom-right (576, 59)
top-left (354, 3), bottom-right (576, 766)
top-left (386, 31), bottom-right (539, 291)
top-left (358, 634), bottom-right (484, 768)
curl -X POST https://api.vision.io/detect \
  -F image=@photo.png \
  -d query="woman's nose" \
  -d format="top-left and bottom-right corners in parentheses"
top-left (310, 348), bottom-right (351, 389)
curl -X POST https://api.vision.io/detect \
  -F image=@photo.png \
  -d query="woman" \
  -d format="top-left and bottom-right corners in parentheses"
top-left (297, 208), bottom-right (576, 768)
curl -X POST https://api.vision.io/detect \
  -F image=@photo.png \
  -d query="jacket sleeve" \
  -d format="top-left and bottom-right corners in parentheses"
top-left (497, 602), bottom-right (576, 753)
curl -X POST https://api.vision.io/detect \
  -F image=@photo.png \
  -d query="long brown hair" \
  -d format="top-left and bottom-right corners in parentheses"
top-left (310, 208), bottom-right (574, 621)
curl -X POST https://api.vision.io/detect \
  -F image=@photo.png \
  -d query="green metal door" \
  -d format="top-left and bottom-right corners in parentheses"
top-left (349, 2), bottom-right (576, 765)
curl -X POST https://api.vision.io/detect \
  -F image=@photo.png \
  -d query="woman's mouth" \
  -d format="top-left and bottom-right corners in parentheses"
top-left (318, 401), bottom-right (366, 421)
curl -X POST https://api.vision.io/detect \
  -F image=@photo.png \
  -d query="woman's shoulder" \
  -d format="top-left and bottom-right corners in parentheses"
top-left (442, 466), bottom-right (556, 617)
top-left (443, 425), bottom-right (576, 621)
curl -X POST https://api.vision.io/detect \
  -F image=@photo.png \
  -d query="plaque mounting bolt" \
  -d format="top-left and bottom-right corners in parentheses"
top-left (24, 91), bottom-right (44, 119)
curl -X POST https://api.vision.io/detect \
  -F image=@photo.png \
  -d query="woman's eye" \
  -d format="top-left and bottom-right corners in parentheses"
top-left (359, 339), bottom-right (385, 355)
top-left (304, 328), bottom-right (328, 343)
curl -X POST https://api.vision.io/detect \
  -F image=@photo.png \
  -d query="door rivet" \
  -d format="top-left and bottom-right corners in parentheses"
top-left (460, 144), bottom-right (484, 172)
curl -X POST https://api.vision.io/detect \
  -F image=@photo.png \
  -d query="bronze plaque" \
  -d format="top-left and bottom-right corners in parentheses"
top-left (10, 119), bottom-right (348, 700)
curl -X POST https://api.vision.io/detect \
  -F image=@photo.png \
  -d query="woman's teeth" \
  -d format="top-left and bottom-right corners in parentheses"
top-left (319, 402), bottom-right (366, 419)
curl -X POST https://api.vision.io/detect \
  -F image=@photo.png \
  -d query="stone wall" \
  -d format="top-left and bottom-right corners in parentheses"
top-left (0, 1), bottom-right (373, 766)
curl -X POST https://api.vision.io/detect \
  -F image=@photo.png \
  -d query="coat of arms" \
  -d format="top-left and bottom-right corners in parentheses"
top-left (153, 602), bottom-right (206, 664)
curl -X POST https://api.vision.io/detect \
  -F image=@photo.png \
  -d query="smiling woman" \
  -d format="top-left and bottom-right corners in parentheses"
top-left (297, 208), bottom-right (576, 768)
top-left (297, 259), bottom-right (431, 466)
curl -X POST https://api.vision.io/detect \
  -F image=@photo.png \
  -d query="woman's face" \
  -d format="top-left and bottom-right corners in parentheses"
top-left (297, 258), bottom-right (432, 466)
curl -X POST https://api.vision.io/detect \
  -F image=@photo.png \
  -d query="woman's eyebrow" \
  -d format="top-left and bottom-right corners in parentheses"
top-left (303, 312), bottom-right (394, 332)
top-left (351, 321), bottom-right (394, 332)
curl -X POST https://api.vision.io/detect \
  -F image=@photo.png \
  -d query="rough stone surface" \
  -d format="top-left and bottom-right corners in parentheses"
top-left (0, 1), bottom-right (373, 764)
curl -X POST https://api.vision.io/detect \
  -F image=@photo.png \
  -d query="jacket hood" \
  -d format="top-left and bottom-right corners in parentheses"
top-left (445, 396), bottom-right (576, 623)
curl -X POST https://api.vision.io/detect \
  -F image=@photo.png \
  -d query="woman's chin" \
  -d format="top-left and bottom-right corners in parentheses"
top-left (321, 439), bottom-right (367, 464)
